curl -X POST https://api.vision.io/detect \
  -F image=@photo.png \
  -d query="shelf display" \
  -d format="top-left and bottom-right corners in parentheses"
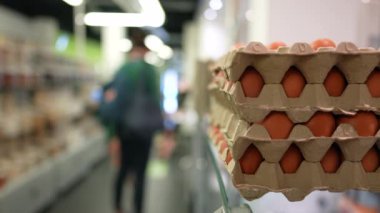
top-left (0, 36), bottom-right (103, 193)
top-left (208, 41), bottom-right (380, 201)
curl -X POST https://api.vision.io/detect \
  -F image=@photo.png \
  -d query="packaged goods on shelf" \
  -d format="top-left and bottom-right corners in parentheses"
top-left (208, 41), bottom-right (380, 201)
top-left (0, 35), bottom-right (101, 191)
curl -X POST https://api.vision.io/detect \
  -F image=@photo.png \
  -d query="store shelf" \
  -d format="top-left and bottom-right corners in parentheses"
top-left (206, 137), bottom-right (253, 213)
top-left (0, 132), bottom-right (106, 213)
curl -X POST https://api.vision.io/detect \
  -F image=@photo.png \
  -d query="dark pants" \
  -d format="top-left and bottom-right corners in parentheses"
top-left (114, 126), bottom-right (153, 213)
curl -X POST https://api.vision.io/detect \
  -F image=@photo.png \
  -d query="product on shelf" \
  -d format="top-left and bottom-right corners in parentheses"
top-left (208, 40), bottom-right (380, 201)
top-left (366, 68), bottom-right (380, 97)
top-left (323, 67), bottom-right (347, 97)
top-left (267, 41), bottom-right (287, 50)
top-left (281, 67), bottom-right (306, 98)
top-left (239, 66), bottom-right (264, 98)
top-left (0, 36), bottom-right (99, 191)
top-left (310, 38), bottom-right (336, 50)
top-left (320, 144), bottom-right (343, 173)
top-left (305, 112), bottom-right (336, 137)
top-left (361, 147), bottom-right (380, 173)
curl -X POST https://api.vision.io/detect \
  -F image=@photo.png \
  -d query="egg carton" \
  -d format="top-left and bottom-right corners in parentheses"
top-left (232, 160), bottom-right (380, 202)
top-left (218, 42), bottom-right (380, 84)
top-left (210, 82), bottom-right (380, 124)
top-left (210, 105), bottom-right (380, 162)
top-left (222, 82), bottom-right (380, 123)
top-left (208, 124), bottom-right (380, 201)
top-left (208, 42), bottom-right (380, 122)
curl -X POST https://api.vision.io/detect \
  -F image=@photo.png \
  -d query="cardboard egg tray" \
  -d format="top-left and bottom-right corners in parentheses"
top-left (210, 42), bottom-right (380, 123)
top-left (208, 73), bottom-right (380, 201)
top-left (208, 105), bottom-right (380, 201)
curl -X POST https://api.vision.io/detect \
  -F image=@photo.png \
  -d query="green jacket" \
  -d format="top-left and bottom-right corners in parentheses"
top-left (104, 59), bottom-right (161, 139)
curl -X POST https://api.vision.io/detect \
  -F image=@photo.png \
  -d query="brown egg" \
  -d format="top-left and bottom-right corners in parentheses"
top-left (366, 68), bottom-right (380, 97)
top-left (260, 112), bottom-right (294, 139)
top-left (211, 126), bottom-right (219, 137)
top-left (281, 67), bottom-right (306, 97)
top-left (268, 41), bottom-right (287, 50)
top-left (338, 112), bottom-right (379, 136)
top-left (239, 66), bottom-right (265, 98)
top-left (311, 38), bottom-right (336, 50)
top-left (226, 150), bottom-right (233, 165)
top-left (239, 144), bottom-right (264, 174)
top-left (0, 177), bottom-right (6, 189)
top-left (323, 67), bottom-right (347, 97)
top-left (361, 147), bottom-right (380, 172)
top-left (219, 140), bottom-right (228, 153)
top-left (217, 70), bottom-right (225, 78)
top-left (321, 144), bottom-right (343, 173)
top-left (215, 132), bottom-right (224, 145)
top-left (306, 112), bottom-right (336, 137)
top-left (280, 144), bottom-right (304, 173)
top-left (231, 43), bottom-right (246, 50)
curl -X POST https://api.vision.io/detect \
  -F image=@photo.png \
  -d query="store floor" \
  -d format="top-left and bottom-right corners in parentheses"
top-left (44, 157), bottom-right (189, 213)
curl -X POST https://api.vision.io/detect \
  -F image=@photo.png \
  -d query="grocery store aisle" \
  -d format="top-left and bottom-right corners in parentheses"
top-left (45, 160), bottom-right (114, 213)
top-left (44, 156), bottom-right (190, 213)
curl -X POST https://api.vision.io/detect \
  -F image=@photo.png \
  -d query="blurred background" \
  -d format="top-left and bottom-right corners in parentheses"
top-left (1, 0), bottom-right (380, 213)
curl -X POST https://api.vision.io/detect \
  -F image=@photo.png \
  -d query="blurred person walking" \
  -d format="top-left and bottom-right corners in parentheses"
top-left (99, 30), bottom-right (163, 213)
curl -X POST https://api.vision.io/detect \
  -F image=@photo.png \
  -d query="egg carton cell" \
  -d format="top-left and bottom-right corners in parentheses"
top-left (215, 42), bottom-right (380, 84)
top-left (366, 68), bottom-right (380, 97)
top-left (238, 144), bottom-right (264, 175)
top-left (281, 67), bottom-right (306, 98)
top-left (320, 144), bottom-right (344, 173)
top-left (279, 144), bottom-right (304, 173)
top-left (323, 67), bottom-right (348, 97)
top-left (361, 146), bottom-right (380, 173)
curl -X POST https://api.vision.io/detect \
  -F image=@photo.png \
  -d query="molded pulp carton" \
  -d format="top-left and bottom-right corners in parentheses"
top-left (208, 41), bottom-right (380, 201)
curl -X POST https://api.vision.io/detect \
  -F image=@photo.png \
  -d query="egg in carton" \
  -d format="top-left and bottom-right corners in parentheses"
top-left (210, 42), bottom-right (380, 123)
top-left (208, 105), bottom-right (380, 201)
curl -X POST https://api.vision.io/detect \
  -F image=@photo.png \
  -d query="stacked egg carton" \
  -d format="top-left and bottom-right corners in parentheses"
top-left (208, 41), bottom-right (380, 201)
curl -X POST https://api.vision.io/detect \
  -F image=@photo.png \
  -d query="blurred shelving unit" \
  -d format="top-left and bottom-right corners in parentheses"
top-left (0, 131), bottom-right (106, 213)
top-left (0, 20), bottom-right (107, 212)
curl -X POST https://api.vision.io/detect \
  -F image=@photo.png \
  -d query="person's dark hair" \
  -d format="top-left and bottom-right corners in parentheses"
top-left (129, 28), bottom-right (148, 49)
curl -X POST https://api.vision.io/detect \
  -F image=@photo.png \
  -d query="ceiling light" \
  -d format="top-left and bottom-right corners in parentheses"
top-left (84, 0), bottom-right (165, 27)
top-left (209, 0), bottom-right (223, 11)
top-left (362, 0), bottom-right (371, 3)
top-left (62, 0), bottom-right (83, 6)
top-left (119, 38), bottom-right (132, 52)
top-left (204, 8), bottom-right (217, 21)
top-left (84, 13), bottom-right (146, 27)
top-left (158, 45), bottom-right (173, 60)
top-left (144, 35), bottom-right (164, 52)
